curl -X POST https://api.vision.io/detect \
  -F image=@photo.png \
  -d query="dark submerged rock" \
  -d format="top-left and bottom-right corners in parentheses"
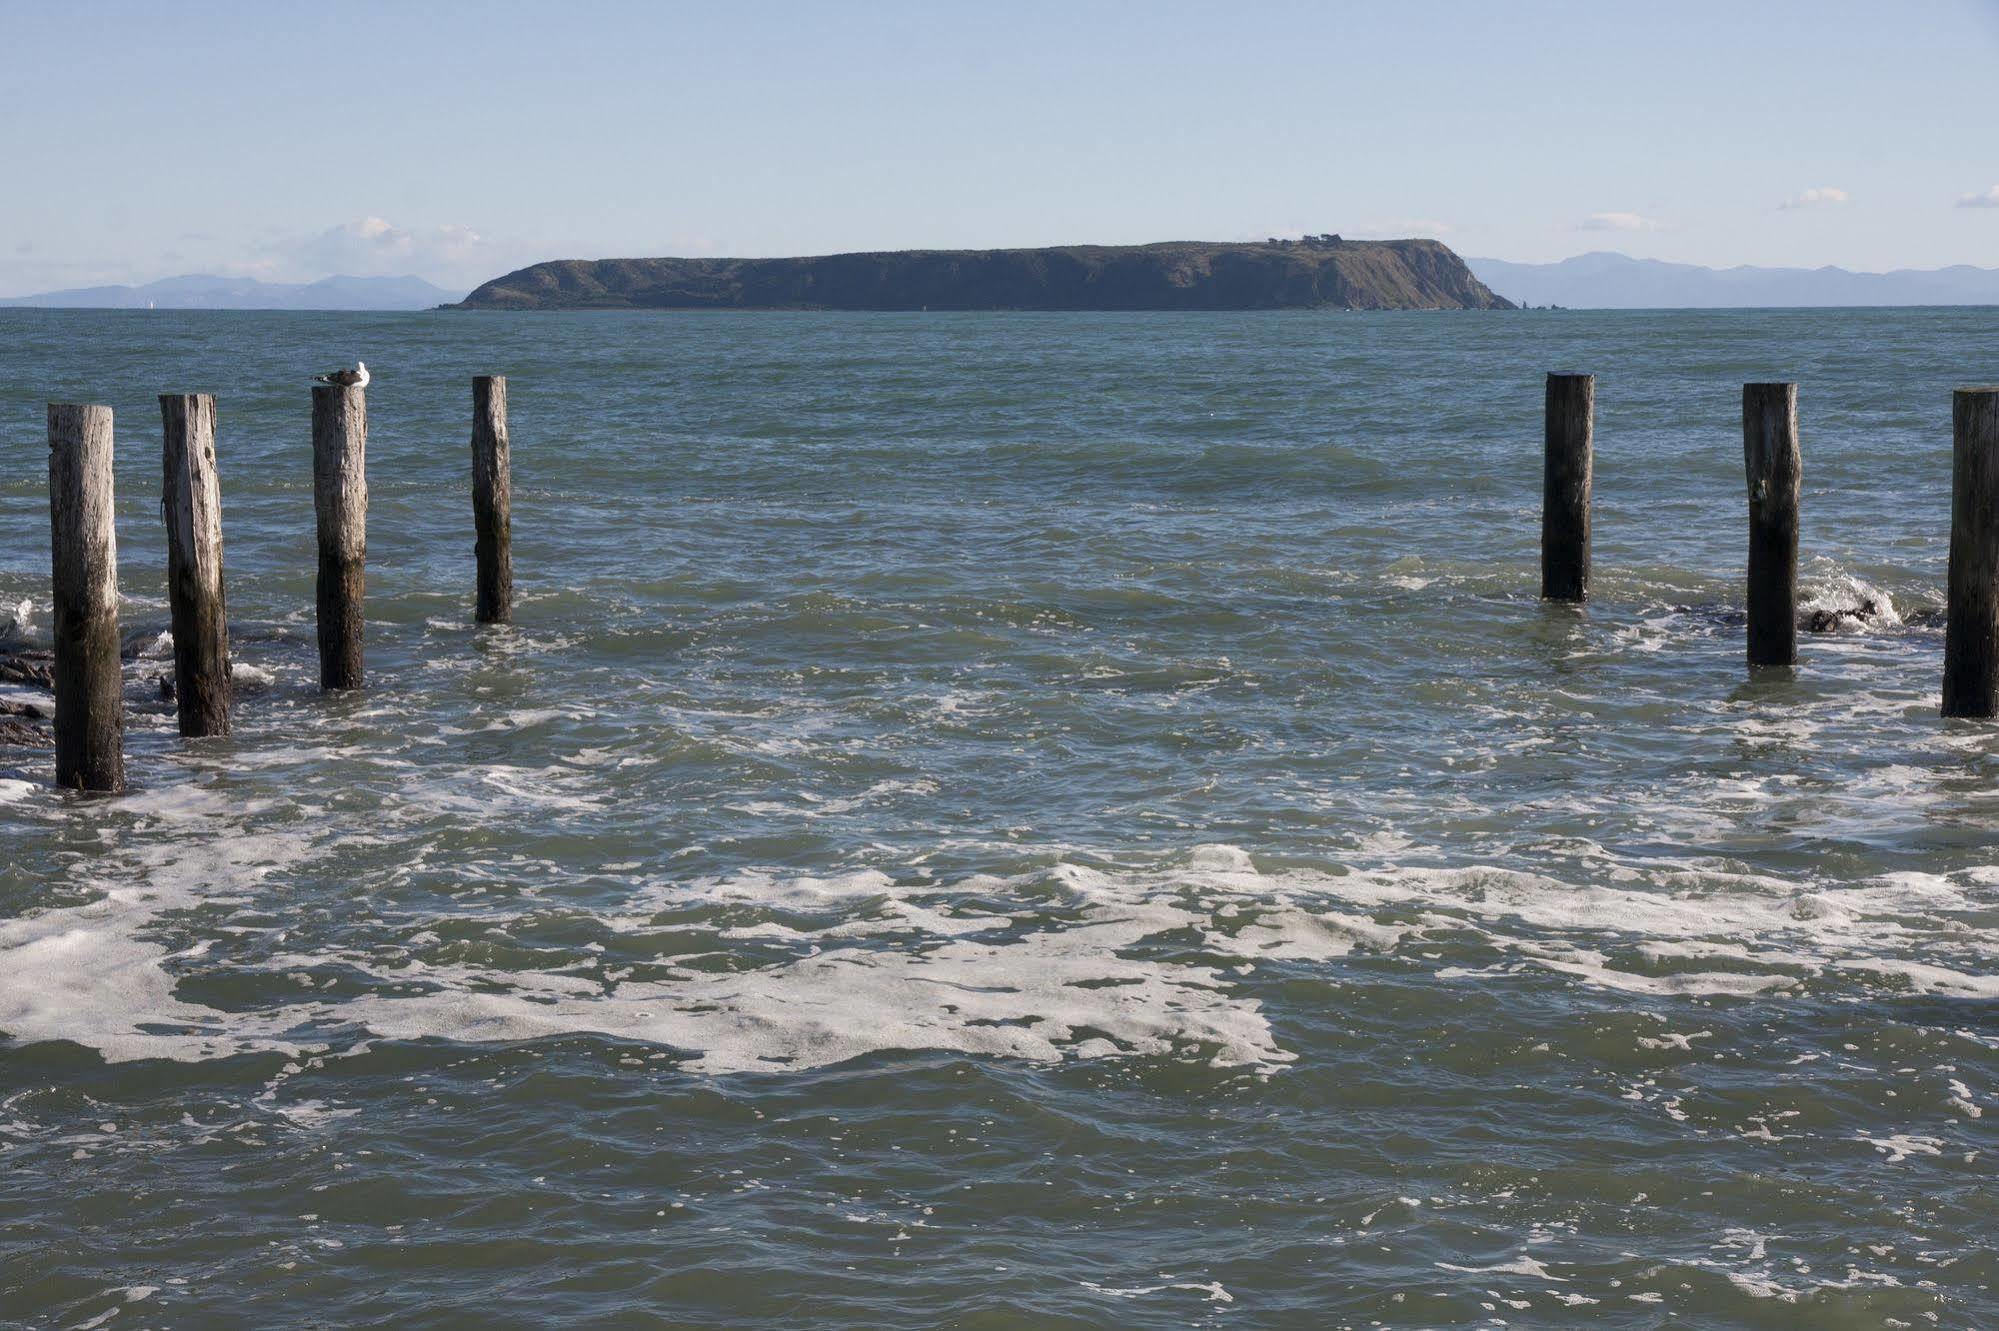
top-left (0, 654), bottom-right (53, 688)
top-left (1806, 596), bottom-right (1890, 634)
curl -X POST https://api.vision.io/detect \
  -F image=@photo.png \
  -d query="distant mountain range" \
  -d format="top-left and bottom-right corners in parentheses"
top-left (12, 253), bottom-right (1993, 312)
top-left (0, 273), bottom-right (463, 310)
top-left (1467, 252), bottom-right (1999, 309)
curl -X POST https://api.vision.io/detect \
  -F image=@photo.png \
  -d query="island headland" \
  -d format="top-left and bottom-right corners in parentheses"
top-left (449, 236), bottom-right (1512, 311)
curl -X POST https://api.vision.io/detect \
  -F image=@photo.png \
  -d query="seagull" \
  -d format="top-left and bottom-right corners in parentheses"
top-left (313, 361), bottom-right (370, 388)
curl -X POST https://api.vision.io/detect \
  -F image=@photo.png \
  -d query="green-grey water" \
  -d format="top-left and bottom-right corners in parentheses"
top-left (0, 308), bottom-right (1994, 1328)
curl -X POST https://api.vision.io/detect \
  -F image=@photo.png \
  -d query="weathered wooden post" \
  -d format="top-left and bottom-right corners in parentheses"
top-left (471, 375), bottom-right (512, 624)
top-left (160, 394), bottom-right (231, 734)
top-left (1541, 372), bottom-right (1594, 602)
top-left (47, 404), bottom-right (124, 792)
top-left (312, 383), bottom-right (367, 689)
top-left (1943, 387), bottom-right (1999, 717)
top-left (1743, 383), bottom-right (1801, 668)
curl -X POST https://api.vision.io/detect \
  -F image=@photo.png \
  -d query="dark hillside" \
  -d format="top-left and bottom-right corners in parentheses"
top-left (451, 237), bottom-right (1512, 311)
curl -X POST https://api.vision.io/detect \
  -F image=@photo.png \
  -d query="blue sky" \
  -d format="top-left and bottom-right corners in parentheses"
top-left (2, 0), bottom-right (1996, 295)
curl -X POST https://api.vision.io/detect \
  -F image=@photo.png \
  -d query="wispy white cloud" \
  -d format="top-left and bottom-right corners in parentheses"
top-left (1779, 186), bottom-right (1849, 210)
top-left (276, 217), bottom-right (509, 280)
top-left (199, 215), bottom-right (577, 290)
top-left (249, 217), bottom-right (726, 283)
top-left (1578, 211), bottom-right (1663, 232)
top-left (0, 218), bottom-right (724, 298)
top-left (1956, 185), bottom-right (1999, 209)
top-left (0, 255), bottom-right (139, 298)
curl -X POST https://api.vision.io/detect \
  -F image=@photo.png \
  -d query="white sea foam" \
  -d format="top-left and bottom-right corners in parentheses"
top-left (2, 776), bottom-right (1994, 1072)
top-left (0, 787), bottom-right (321, 1063)
top-left (1081, 1279), bottom-right (1233, 1302)
top-left (230, 662), bottom-right (278, 690)
top-left (1437, 1254), bottom-right (1565, 1281)
top-left (1797, 562), bottom-right (1905, 632)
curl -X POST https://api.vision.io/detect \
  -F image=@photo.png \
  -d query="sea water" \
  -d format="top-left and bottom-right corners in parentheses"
top-left (0, 307), bottom-right (1994, 1327)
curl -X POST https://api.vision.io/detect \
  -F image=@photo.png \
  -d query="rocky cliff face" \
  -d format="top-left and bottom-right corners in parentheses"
top-left (450, 237), bottom-right (1512, 311)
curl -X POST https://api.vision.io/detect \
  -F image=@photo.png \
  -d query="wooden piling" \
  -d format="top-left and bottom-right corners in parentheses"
top-left (160, 394), bottom-right (231, 734)
top-left (47, 404), bottom-right (124, 792)
top-left (1541, 372), bottom-right (1594, 602)
top-left (471, 375), bottom-right (513, 624)
top-left (1943, 388), bottom-right (1999, 717)
top-left (311, 383), bottom-right (367, 690)
top-left (1743, 383), bottom-right (1801, 668)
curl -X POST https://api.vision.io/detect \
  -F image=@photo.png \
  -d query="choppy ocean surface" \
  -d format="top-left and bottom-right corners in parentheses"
top-left (0, 307), bottom-right (1994, 1328)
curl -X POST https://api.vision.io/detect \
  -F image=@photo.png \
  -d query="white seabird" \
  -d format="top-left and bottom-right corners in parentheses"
top-left (313, 361), bottom-right (370, 388)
